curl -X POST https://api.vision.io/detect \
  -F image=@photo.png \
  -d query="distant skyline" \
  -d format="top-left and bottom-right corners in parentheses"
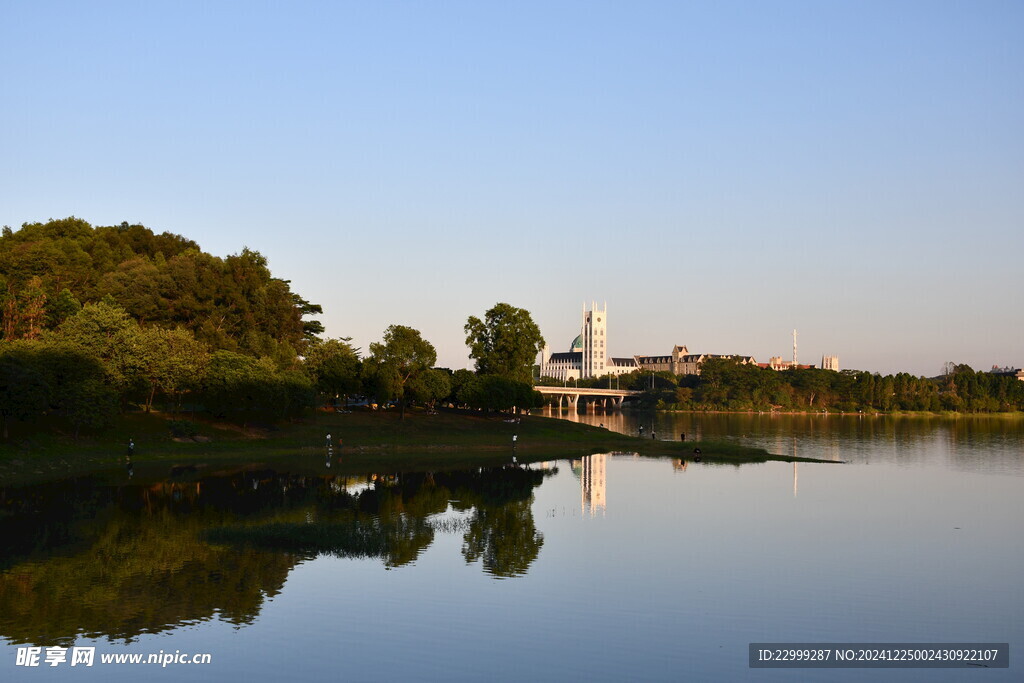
top-left (2, 1), bottom-right (1021, 376)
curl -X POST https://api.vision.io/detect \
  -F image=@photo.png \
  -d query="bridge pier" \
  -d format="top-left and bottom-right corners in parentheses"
top-left (534, 387), bottom-right (637, 412)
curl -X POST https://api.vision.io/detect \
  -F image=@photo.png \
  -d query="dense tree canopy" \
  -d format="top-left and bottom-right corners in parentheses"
top-left (303, 338), bottom-right (361, 404)
top-left (563, 359), bottom-right (1024, 413)
top-left (364, 325), bottom-right (437, 418)
top-left (0, 217), bottom-right (321, 355)
top-left (465, 303), bottom-right (544, 384)
top-left (0, 218), bottom-right (328, 438)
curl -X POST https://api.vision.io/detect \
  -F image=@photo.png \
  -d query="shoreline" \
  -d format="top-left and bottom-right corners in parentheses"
top-left (0, 409), bottom-right (832, 486)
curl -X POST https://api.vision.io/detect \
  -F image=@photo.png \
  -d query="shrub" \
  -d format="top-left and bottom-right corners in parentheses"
top-left (167, 419), bottom-right (199, 438)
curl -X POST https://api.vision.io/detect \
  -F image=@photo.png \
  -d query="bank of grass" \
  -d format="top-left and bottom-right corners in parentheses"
top-left (0, 407), bottom-right (825, 485)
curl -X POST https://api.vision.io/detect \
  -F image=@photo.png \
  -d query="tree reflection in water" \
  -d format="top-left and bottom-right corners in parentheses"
top-left (0, 464), bottom-right (553, 645)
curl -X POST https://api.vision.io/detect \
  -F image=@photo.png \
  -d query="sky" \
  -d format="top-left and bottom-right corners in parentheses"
top-left (1, 0), bottom-right (1021, 376)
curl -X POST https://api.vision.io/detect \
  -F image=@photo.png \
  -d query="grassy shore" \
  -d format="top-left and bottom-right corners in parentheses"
top-left (0, 407), bottom-right (830, 485)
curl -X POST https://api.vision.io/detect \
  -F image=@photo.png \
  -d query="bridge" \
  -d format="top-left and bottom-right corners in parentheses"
top-left (535, 386), bottom-right (640, 410)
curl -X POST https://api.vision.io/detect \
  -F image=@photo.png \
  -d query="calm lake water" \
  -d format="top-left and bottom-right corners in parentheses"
top-left (1, 411), bottom-right (1022, 681)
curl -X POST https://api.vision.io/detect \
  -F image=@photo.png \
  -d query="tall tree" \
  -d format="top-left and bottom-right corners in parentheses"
top-left (0, 352), bottom-right (48, 440)
top-left (464, 303), bottom-right (545, 384)
top-left (52, 299), bottom-right (144, 397)
top-left (303, 337), bottom-right (361, 405)
top-left (137, 327), bottom-right (211, 413)
top-left (407, 367), bottom-right (451, 412)
top-left (366, 325), bottom-right (436, 419)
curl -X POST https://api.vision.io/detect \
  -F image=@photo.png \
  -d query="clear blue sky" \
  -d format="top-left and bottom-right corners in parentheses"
top-left (2, 1), bottom-right (1021, 376)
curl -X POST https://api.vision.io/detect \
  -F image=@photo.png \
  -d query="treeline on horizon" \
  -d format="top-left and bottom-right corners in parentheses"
top-left (0, 218), bottom-right (544, 441)
top-left (544, 358), bottom-right (1024, 413)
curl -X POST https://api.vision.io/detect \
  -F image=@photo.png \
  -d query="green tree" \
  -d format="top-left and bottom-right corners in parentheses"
top-left (137, 327), bottom-right (211, 413)
top-left (447, 368), bottom-right (477, 406)
top-left (303, 338), bottom-right (361, 406)
top-left (458, 375), bottom-right (541, 412)
top-left (465, 303), bottom-right (545, 384)
top-left (52, 299), bottom-right (143, 398)
top-left (45, 288), bottom-right (81, 328)
top-left (1, 218), bottom-right (321, 357)
top-left (365, 325), bottom-right (437, 419)
top-left (64, 377), bottom-right (119, 438)
top-left (0, 351), bottom-right (49, 440)
top-left (407, 368), bottom-right (451, 412)
top-left (201, 351), bottom-right (277, 418)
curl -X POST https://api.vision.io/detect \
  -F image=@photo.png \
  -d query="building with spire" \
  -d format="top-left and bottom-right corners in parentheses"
top-left (539, 302), bottom-right (639, 382)
top-left (539, 302), bottom-right (758, 381)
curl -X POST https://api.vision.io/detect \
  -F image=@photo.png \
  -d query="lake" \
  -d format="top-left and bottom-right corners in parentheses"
top-left (1, 411), bottom-right (1021, 681)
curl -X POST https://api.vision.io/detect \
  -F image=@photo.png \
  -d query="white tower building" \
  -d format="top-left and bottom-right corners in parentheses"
top-left (581, 301), bottom-right (607, 379)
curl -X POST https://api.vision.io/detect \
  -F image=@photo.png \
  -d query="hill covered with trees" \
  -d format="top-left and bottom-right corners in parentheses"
top-left (1, 217), bottom-right (322, 355)
top-left (0, 217), bottom-right (327, 439)
top-left (0, 220), bottom-right (546, 443)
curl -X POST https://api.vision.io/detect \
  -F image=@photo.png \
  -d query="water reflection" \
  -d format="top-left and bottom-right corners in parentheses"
top-left (0, 465), bottom-right (554, 645)
top-left (573, 453), bottom-right (607, 516)
top-left (553, 408), bottom-right (1024, 474)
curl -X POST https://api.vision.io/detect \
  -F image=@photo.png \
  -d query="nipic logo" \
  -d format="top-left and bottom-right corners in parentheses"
top-left (14, 646), bottom-right (209, 667)
top-left (16, 646), bottom-right (95, 667)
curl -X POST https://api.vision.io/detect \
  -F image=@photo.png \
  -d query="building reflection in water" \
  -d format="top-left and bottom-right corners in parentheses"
top-left (570, 454), bottom-right (607, 517)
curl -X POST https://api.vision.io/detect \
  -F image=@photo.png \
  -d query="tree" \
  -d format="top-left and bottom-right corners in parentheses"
top-left (407, 368), bottom-right (451, 412)
top-left (52, 299), bottom-right (143, 398)
top-left (366, 325), bottom-right (437, 419)
top-left (0, 352), bottom-right (49, 440)
top-left (64, 378), bottom-right (119, 439)
top-left (1, 218), bottom-right (321, 356)
top-left (137, 327), bottom-right (211, 413)
top-left (303, 338), bottom-right (361, 405)
top-left (458, 375), bottom-right (541, 413)
top-left (465, 303), bottom-right (545, 384)
top-left (447, 368), bottom-right (476, 406)
top-left (201, 351), bottom-right (277, 418)
top-left (46, 288), bottom-right (81, 328)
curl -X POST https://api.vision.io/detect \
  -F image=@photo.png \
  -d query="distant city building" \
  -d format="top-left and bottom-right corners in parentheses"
top-left (821, 355), bottom-right (840, 371)
top-left (539, 303), bottom-right (757, 380)
top-left (759, 357), bottom-right (815, 371)
top-left (634, 345), bottom-right (690, 374)
top-left (990, 366), bottom-right (1024, 381)
top-left (656, 352), bottom-right (757, 376)
top-left (540, 303), bottom-right (638, 381)
top-left (581, 303), bottom-right (607, 378)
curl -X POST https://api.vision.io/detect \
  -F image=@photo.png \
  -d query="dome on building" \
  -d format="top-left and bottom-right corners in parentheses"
top-left (570, 334), bottom-right (583, 351)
